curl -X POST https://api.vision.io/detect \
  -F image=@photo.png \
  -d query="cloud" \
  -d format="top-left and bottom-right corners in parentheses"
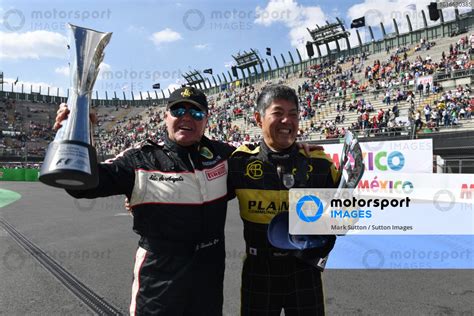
top-left (347, 0), bottom-right (427, 33)
top-left (253, 0), bottom-right (472, 58)
top-left (254, 0), bottom-right (299, 26)
top-left (0, 30), bottom-right (68, 60)
top-left (194, 43), bottom-right (209, 50)
top-left (162, 83), bottom-right (181, 97)
top-left (98, 62), bottom-right (111, 79)
top-left (167, 83), bottom-right (181, 91)
top-left (95, 62), bottom-right (112, 81)
top-left (54, 66), bottom-right (70, 76)
top-left (254, 0), bottom-right (327, 55)
top-left (224, 61), bottom-right (236, 68)
top-left (346, 0), bottom-right (471, 36)
top-left (126, 25), bottom-right (147, 35)
top-left (149, 28), bottom-right (182, 47)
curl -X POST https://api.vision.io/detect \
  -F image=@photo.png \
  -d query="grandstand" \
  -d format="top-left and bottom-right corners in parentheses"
top-left (0, 10), bottom-right (473, 173)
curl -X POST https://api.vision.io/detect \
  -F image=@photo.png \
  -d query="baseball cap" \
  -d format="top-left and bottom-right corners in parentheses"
top-left (167, 87), bottom-right (208, 112)
top-left (267, 211), bottom-right (332, 250)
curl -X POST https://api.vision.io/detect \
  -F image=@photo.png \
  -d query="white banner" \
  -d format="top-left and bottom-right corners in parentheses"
top-left (358, 171), bottom-right (474, 194)
top-left (289, 173), bottom-right (474, 235)
top-left (416, 75), bottom-right (433, 87)
top-left (323, 139), bottom-right (433, 173)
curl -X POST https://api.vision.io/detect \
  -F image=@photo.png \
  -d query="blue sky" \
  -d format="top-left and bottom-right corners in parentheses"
top-left (0, 0), bottom-right (470, 99)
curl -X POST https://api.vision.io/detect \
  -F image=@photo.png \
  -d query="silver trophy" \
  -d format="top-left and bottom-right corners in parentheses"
top-left (39, 24), bottom-right (112, 189)
top-left (331, 131), bottom-right (365, 234)
top-left (338, 131), bottom-right (365, 190)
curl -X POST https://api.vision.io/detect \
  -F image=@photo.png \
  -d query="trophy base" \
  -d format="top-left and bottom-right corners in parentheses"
top-left (39, 140), bottom-right (99, 190)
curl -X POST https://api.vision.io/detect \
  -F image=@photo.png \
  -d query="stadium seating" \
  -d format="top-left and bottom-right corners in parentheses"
top-left (1, 25), bottom-right (472, 162)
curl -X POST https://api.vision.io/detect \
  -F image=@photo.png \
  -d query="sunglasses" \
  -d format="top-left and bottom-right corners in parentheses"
top-left (169, 106), bottom-right (206, 121)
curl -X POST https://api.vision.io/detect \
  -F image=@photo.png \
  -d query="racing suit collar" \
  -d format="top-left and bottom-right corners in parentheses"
top-left (259, 140), bottom-right (299, 161)
top-left (259, 140), bottom-right (308, 187)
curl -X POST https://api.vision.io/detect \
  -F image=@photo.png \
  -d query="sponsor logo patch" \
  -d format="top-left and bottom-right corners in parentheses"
top-left (245, 160), bottom-right (263, 180)
top-left (199, 146), bottom-right (214, 160)
top-left (205, 163), bottom-right (227, 181)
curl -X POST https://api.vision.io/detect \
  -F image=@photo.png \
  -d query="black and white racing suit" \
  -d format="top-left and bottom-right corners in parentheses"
top-left (67, 134), bottom-right (235, 316)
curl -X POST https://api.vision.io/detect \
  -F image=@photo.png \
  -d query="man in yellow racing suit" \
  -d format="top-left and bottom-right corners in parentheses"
top-left (228, 84), bottom-right (340, 315)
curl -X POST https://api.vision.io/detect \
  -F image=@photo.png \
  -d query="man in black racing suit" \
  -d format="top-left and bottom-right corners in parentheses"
top-left (228, 84), bottom-right (340, 315)
top-left (60, 87), bottom-right (235, 315)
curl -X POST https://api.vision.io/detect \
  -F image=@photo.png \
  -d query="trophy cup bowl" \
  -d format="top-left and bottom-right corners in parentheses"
top-left (39, 24), bottom-right (112, 189)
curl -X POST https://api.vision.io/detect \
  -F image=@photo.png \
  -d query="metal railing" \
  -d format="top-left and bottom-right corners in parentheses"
top-left (433, 68), bottom-right (474, 81)
top-left (442, 159), bottom-right (474, 173)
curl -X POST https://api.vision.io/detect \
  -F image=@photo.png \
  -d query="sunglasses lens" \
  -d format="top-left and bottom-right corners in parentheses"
top-left (170, 107), bottom-right (205, 121)
top-left (170, 107), bottom-right (186, 118)
top-left (190, 109), bottom-right (205, 121)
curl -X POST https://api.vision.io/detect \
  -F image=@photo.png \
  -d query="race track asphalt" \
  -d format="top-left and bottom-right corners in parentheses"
top-left (0, 182), bottom-right (472, 315)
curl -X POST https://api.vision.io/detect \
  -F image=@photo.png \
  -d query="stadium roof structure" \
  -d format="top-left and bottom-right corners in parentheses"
top-left (232, 49), bottom-right (261, 69)
top-left (182, 69), bottom-right (207, 90)
top-left (306, 17), bottom-right (351, 59)
top-left (230, 49), bottom-right (267, 83)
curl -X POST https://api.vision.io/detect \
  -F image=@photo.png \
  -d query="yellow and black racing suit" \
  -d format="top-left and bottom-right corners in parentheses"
top-left (228, 141), bottom-right (340, 316)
